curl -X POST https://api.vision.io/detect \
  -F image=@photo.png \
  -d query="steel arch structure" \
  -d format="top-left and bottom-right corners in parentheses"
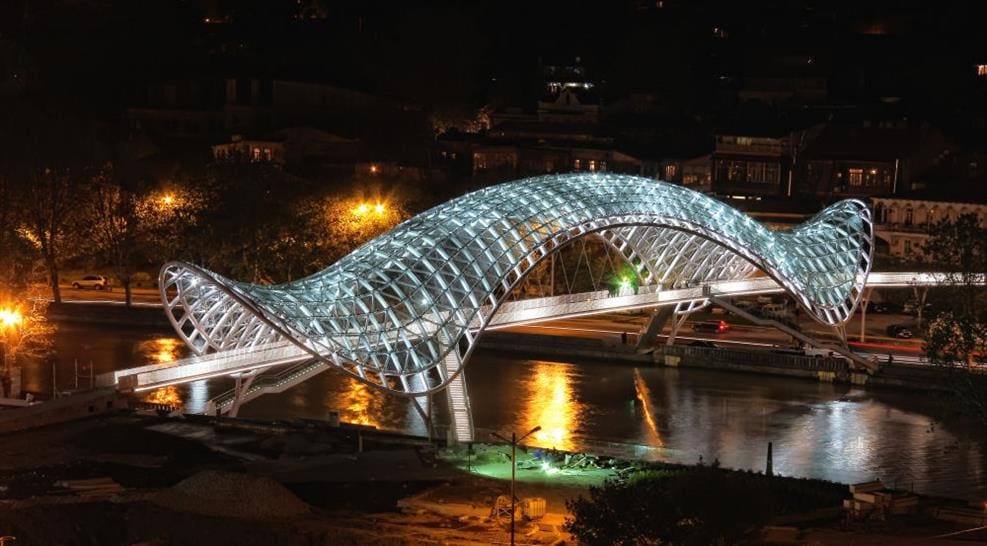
top-left (160, 173), bottom-right (873, 396)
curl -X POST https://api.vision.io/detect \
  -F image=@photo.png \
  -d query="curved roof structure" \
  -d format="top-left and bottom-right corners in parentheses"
top-left (160, 173), bottom-right (873, 395)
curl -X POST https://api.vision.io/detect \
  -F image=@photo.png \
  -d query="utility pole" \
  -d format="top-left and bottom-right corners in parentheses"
top-left (492, 426), bottom-right (542, 546)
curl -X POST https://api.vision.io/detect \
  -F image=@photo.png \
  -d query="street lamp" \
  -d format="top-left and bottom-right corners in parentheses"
top-left (491, 425), bottom-right (541, 546)
top-left (0, 307), bottom-right (23, 392)
top-left (0, 308), bottom-right (22, 330)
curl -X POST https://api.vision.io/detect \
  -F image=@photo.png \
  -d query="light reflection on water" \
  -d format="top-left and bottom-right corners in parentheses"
top-left (49, 324), bottom-right (987, 500)
top-left (339, 379), bottom-right (378, 428)
top-left (523, 361), bottom-right (582, 451)
top-left (137, 337), bottom-right (187, 406)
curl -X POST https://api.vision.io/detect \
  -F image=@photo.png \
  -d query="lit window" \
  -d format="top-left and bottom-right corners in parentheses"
top-left (588, 160), bottom-right (597, 171)
top-left (263, 148), bottom-right (273, 161)
top-left (848, 168), bottom-right (863, 186)
top-left (736, 137), bottom-right (752, 146)
top-left (574, 158), bottom-right (582, 170)
top-left (977, 64), bottom-right (987, 77)
top-left (665, 164), bottom-right (678, 179)
top-left (252, 147), bottom-right (261, 161)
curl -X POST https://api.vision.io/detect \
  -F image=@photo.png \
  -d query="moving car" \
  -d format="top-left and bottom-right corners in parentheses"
top-left (691, 320), bottom-right (730, 334)
top-left (886, 324), bottom-right (914, 339)
top-left (71, 275), bottom-right (109, 290)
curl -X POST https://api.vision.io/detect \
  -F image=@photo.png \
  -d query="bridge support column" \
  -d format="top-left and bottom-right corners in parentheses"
top-left (228, 369), bottom-right (259, 417)
top-left (635, 306), bottom-right (674, 351)
top-left (858, 287), bottom-right (873, 342)
top-left (666, 300), bottom-right (708, 346)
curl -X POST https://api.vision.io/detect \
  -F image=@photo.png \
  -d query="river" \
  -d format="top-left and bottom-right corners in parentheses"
top-left (33, 322), bottom-right (987, 501)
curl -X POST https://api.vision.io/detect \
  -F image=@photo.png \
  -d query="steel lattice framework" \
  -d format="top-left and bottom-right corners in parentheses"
top-left (160, 174), bottom-right (873, 395)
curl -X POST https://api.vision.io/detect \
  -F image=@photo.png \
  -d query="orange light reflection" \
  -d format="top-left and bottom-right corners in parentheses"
top-left (144, 385), bottom-right (183, 407)
top-left (634, 369), bottom-right (664, 447)
top-left (525, 361), bottom-right (581, 451)
top-left (339, 379), bottom-right (378, 428)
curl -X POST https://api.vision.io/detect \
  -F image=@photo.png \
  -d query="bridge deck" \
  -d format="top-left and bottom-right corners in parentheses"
top-left (103, 272), bottom-right (963, 393)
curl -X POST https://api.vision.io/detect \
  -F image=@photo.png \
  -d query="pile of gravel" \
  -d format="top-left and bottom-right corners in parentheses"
top-left (150, 470), bottom-right (310, 519)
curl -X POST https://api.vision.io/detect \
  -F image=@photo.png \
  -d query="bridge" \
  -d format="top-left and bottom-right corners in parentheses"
top-left (94, 173), bottom-right (965, 441)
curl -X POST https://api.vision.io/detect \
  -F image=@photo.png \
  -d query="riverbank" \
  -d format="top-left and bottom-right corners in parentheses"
top-left (0, 413), bottom-right (984, 545)
top-left (478, 330), bottom-right (959, 392)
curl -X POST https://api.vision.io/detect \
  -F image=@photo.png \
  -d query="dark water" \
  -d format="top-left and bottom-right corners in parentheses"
top-left (42, 322), bottom-right (987, 501)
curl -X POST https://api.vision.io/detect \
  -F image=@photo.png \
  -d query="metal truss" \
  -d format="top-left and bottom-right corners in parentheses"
top-left (160, 173), bottom-right (873, 396)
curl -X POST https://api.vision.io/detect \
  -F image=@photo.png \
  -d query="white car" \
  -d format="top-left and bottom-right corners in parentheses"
top-left (71, 275), bottom-right (109, 290)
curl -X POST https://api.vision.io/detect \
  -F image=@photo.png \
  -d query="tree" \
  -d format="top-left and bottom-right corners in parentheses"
top-left (17, 165), bottom-right (89, 303)
top-left (0, 290), bottom-right (55, 396)
top-left (922, 214), bottom-right (987, 424)
top-left (86, 161), bottom-right (191, 306)
top-left (0, 172), bottom-right (34, 288)
top-left (565, 468), bottom-right (773, 546)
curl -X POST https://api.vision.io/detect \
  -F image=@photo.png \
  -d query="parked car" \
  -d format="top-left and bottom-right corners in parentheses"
top-left (902, 300), bottom-right (931, 315)
top-left (731, 299), bottom-right (757, 311)
top-left (71, 275), bottom-right (109, 290)
top-left (886, 324), bottom-right (914, 339)
top-left (691, 320), bottom-right (730, 334)
top-left (760, 303), bottom-right (793, 319)
top-left (866, 302), bottom-right (894, 314)
top-left (803, 346), bottom-right (838, 358)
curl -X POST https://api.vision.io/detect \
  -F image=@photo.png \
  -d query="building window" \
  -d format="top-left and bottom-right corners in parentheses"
top-left (251, 147), bottom-right (261, 161)
top-left (848, 168), bottom-right (863, 186)
top-left (544, 160), bottom-right (554, 172)
top-left (977, 64), bottom-right (987, 77)
top-left (599, 160), bottom-right (607, 171)
top-left (875, 204), bottom-right (887, 223)
top-left (665, 164), bottom-right (678, 180)
top-left (903, 239), bottom-right (912, 255)
top-left (588, 159), bottom-right (597, 171)
top-left (263, 148), bottom-right (273, 161)
top-left (904, 208), bottom-right (913, 225)
top-left (573, 158), bottom-right (582, 170)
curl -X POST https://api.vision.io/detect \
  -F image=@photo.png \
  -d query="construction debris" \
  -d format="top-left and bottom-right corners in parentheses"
top-left (54, 477), bottom-right (124, 497)
top-left (843, 480), bottom-right (919, 519)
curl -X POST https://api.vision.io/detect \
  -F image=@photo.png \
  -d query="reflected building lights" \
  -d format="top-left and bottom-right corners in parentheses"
top-left (633, 369), bottom-right (664, 447)
top-left (142, 337), bottom-right (187, 408)
top-left (525, 361), bottom-right (581, 451)
top-left (338, 379), bottom-right (378, 428)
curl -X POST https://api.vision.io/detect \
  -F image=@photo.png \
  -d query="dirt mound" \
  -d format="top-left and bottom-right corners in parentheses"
top-left (150, 470), bottom-right (310, 519)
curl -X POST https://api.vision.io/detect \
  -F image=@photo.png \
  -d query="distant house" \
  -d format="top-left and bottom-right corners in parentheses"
top-left (800, 123), bottom-right (949, 200)
top-left (872, 192), bottom-right (987, 260)
top-left (711, 124), bottom-right (796, 198)
top-left (211, 127), bottom-right (362, 166)
top-left (680, 155), bottom-right (712, 192)
top-left (871, 152), bottom-right (987, 260)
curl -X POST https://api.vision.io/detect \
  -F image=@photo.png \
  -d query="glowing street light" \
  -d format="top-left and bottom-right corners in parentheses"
top-left (374, 203), bottom-right (386, 214)
top-left (491, 425), bottom-right (542, 546)
top-left (0, 308), bottom-right (22, 330)
top-left (161, 194), bottom-right (175, 206)
top-left (353, 203), bottom-right (370, 215)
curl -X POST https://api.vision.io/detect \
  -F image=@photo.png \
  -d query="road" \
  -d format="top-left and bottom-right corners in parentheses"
top-left (501, 312), bottom-right (925, 358)
top-left (51, 284), bottom-right (162, 306)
